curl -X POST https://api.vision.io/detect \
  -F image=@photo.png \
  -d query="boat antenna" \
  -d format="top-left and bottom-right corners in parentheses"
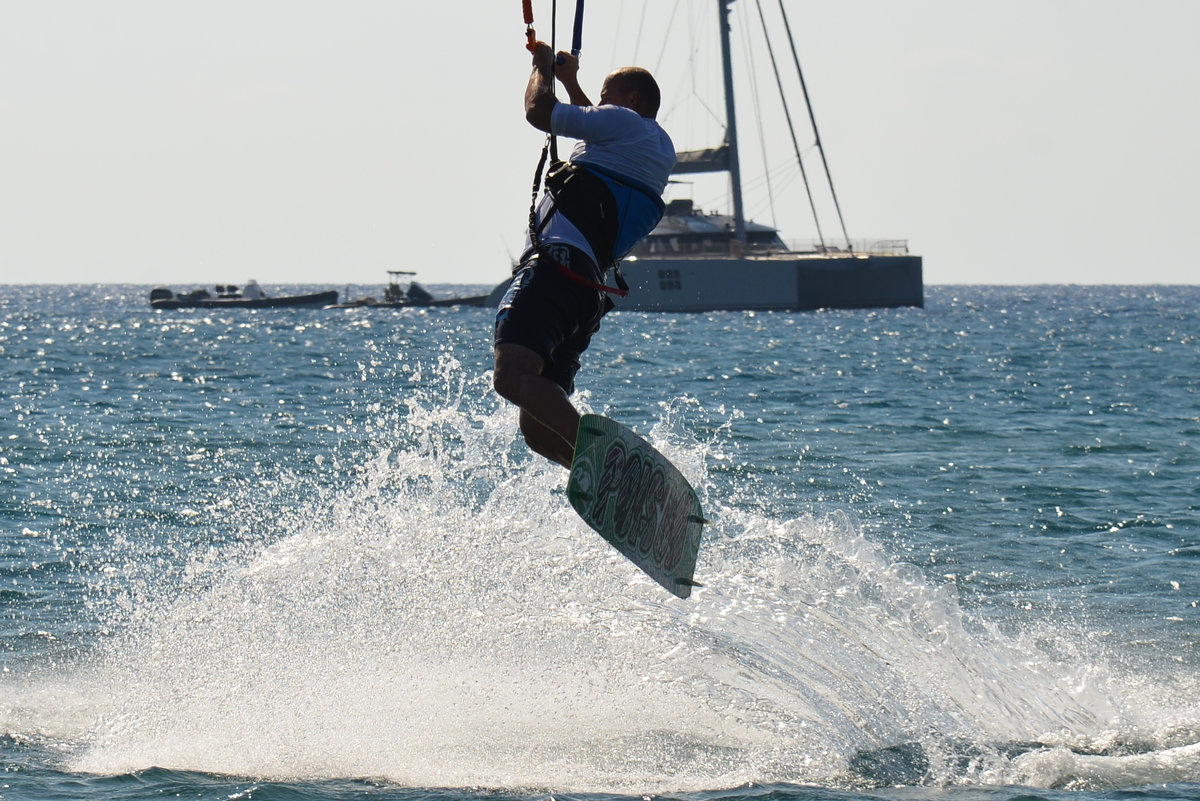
top-left (777, 0), bottom-right (852, 249)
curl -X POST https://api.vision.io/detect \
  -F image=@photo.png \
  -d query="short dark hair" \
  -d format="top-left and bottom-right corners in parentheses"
top-left (608, 67), bottom-right (661, 117)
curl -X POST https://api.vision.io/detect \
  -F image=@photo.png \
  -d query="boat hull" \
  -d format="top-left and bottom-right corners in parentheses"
top-left (485, 253), bottom-right (923, 313)
top-left (616, 254), bottom-right (923, 312)
top-left (324, 294), bottom-right (489, 310)
top-left (150, 290), bottom-right (338, 310)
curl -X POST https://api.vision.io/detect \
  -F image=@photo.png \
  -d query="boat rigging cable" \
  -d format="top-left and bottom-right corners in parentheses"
top-left (750, 0), bottom-right (826, 249)
top-left (753, 0), bottom-right (849, 248)
top-left (774, 0), bottom-right (851, 248)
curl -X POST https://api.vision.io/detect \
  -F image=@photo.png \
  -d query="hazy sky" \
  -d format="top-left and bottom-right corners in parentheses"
top-left (2, 1), bottom-right (1197, 287)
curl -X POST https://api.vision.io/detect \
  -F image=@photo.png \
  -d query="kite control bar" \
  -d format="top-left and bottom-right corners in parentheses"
top-left (522, 0), bottom-right (585, 58)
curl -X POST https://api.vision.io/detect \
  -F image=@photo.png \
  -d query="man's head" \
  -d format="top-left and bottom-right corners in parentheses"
top-left (599, 67), bottom-right (662, 119)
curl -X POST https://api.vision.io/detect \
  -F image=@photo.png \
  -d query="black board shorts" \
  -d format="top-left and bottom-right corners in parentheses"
top-left (494, 244), bottom-right (610, 395)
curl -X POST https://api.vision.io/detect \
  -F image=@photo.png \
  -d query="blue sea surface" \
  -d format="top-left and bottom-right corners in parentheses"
top-left (1, 284), bottom-right (1198, 801)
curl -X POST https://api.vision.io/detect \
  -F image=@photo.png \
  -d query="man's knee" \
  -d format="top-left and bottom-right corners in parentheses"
top-left (492, 359), bottom-right (525, 405)
top-left (493, 344), bottom-right (543, 404)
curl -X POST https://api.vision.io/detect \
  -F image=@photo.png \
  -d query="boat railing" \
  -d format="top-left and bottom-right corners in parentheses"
top-left (784, 239), bottom-right (911, 256)
top-left (633, 238), bottom-right (912, 259)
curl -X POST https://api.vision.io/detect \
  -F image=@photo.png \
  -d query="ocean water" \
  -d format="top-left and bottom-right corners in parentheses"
top-left (1, 283), bottom-right (1198, 801)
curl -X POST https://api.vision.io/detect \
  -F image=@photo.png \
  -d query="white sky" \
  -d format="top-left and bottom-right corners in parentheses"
top-left (1, 1), bottom-right (1197, 287)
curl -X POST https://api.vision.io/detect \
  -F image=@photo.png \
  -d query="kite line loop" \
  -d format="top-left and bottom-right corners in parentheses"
top-left (523, 0), bottom-right (589, 266)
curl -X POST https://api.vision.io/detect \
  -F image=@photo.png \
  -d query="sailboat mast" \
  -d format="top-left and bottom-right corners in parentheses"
top-left (718, 0), bottom-right (746, 245)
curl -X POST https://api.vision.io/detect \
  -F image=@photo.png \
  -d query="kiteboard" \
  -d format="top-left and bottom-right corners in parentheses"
top-left (567, 414), bottom-right (705, 598)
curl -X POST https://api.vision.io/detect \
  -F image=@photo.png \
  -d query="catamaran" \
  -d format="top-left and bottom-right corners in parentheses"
top-left (494, 0), bottom-right (923, 312)
top-left (616, 0), bottom-right (922, 311)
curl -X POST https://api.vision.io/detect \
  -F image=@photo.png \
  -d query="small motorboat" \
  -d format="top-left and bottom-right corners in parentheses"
top-left (149, 280), bottom-right (338, 310)
top-left (324, 271), bottom-right (488, 309)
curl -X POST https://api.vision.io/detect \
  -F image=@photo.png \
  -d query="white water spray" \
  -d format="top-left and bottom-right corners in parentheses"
top-left (3, 375), bottom-right (1196, 791)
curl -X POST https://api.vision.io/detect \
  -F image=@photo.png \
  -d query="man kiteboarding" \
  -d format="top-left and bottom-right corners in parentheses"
top-left (493, 41), bottom-right (676, 468)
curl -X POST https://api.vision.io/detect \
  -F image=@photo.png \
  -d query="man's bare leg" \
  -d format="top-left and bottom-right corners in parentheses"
top-left (494, 342), bottom-right (581, 468)
top-left (517, 409), bottom-right (577, 468)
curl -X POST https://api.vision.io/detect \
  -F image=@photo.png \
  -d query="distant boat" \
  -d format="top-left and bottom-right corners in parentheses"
top-left (617, 202), bottom-right (923, 313)
top-left (491, 0), bottom-right (923, 312)
top-left (149, 280), bottom-right (337, 310)
top-left (325, 271), bottom-right (489, 309)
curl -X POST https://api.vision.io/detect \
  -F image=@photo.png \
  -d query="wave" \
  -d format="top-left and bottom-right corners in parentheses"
top-left (2, 381), bottom-right (1197, 792)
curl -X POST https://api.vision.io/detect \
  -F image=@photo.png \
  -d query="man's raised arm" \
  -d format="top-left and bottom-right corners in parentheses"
top-left (525, 43), bottom-right (593, 132)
